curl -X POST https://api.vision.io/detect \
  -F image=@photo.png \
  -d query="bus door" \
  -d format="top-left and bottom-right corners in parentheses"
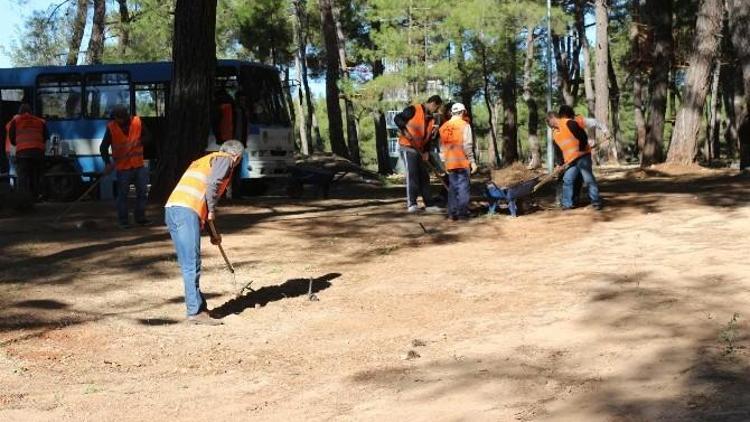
top-left (134, 83), bottom-right (167, 160)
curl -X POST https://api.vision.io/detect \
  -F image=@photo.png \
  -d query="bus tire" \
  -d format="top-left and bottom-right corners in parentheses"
top-left (287, 179), bottom-right (304, 199)
top-left (44, 163), bottom-right (82, 202)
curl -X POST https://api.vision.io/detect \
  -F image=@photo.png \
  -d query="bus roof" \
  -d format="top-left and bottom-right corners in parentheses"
top-left (0, 60), bottom-right (278, 87)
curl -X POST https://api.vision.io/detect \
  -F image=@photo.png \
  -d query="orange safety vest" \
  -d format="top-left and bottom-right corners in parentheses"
top-left (165, 152), bottom-right (234, 222)
top-left (12, 113), bottom-right (46, 153)
top-left (398, 104), bottom-right (435, 152)
top-left (553, 117), bottom-right (591, 164)
top-left (439, 117), bottom-right (471, 171)
top-left (107, 116), bottom-right (144, 171)
top-left (218, 103), bottom-right (234, 142)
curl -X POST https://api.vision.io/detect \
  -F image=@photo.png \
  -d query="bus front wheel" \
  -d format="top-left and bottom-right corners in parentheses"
top-left (44, 162), bottom-right (83, 202)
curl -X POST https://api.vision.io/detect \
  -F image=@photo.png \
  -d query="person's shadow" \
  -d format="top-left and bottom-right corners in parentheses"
top-left (211, 273), bottom-right (341, 318)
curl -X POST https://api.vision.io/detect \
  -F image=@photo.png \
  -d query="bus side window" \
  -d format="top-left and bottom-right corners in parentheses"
top-left (37, 74), bottom-right (83, 120)
top-left (134, 83), bottom-right (166, 117)
top-left (85, 72), bottom-right (131, 119)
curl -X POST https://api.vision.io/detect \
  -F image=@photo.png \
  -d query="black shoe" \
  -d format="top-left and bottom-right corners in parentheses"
top-left (136, 219), bottom-right (152, 226)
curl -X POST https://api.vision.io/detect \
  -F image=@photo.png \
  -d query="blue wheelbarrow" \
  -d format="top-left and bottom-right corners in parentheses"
top-left (485, 177), bottom-right (540, 217)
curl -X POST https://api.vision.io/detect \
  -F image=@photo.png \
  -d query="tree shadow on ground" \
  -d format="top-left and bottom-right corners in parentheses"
top-left (211, 272), bottom-right (340, 318)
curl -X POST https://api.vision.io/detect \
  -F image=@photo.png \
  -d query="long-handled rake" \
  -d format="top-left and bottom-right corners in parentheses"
top-left (207, 220), bottom-right (246, 295)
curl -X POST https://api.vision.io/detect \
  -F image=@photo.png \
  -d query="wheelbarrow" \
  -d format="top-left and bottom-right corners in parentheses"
top-left (287, 164), bottom-right (346, 198)
top-left (485, 177), bottom-right (540, 217)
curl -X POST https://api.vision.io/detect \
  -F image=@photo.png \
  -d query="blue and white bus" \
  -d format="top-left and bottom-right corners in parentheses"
top-left (0, 60), bottom-right (294, 200)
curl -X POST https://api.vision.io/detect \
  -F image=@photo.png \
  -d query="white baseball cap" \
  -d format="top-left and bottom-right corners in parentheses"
top-left (451, 103), bottom-right (466, 114)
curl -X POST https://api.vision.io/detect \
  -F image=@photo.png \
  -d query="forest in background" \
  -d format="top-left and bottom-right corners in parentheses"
top-left (4, 0), bottom-right (750, 174)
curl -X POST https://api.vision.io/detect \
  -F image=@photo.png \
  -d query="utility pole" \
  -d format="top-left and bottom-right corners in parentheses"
top-left (546, 0), bottom-right (554, 171)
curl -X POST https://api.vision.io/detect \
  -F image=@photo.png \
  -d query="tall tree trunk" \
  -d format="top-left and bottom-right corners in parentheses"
top-left (293, 0), bottom-right (322, 151)
top-left (630, 2), bottom-right (647, 156)
top-left (576, 0), bottom-right (596, 115)
top-left (318, 0), bottom-right (348, 158)
top-left (371, 57), bottom-right (392, 175)
top-left (152, 0), bottom-right (217, 201)
top-left (523, 28), bottom-right (542, 169)
top-left (667, 0), bottom-right (724, 164)
top-left (607, 51), bottom-right (621, 162)
top-left (594, 0), bottom-right (610, 159)
top-left (67, 0), bottom-right (88, 65)
top-left (642, 0), bottom-right (673, 166)
top-left (292, 4), bottom-right (310, 155)
top-left (86, 0), bottom-right (106, 65)
top-left (455, 31), bottom-right (475, 126)
top-left (480, 43), bottom-right (499, 167)
top-left (332, 5), bottom-right (360, 165)
top-left (728, 0), bottom-right (750, 115)
top-left (501, 36), bottom-right (519, 164)
top-left (706, 62), bottom-right (721, 161)
top-left (117, 0), bottom-right (131, 56)
top-left (721, 64), bottom-right (743, 158)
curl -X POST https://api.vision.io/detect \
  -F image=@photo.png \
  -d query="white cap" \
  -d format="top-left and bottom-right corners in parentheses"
top-left (451, 103), bottom-right (466, 115)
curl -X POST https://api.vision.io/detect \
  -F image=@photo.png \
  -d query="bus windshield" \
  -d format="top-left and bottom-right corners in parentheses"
top-left (239, 66), bottom-right (290, 126)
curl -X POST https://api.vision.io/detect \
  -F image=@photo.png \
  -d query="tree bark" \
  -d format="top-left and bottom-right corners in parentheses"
top-left (371, 57), bottom-right (391, 175)
top-left (86, 0), bottom-right (106, 65)
top-left (318, 0), bottom-right (348, 158)
top-left (721, 64), bottom-right (743, 158)
top-left (706, 62), bottom-right (721, 161)
top-left (501, 35), bottom-right (519, 164)
top-left (728, 0), bottom-right (750, 114)
top-left (594, 0), bottom-right (610, 158)
top-left (667, 0), bottom-right (724, 164)
top-left (292, 3), bottom-right (310, 155)
top-left (642, 0), bottom-right (673, 166)
top-left (66, 0), bottom-right (88, 66)
top-left (117, 0), bottom-right (131, 56)
top-left (523, 28), bottom-right (542, 169)
top-left (152, 0), bottom-right (217, 201)
top-left (293, 0), bottom-right (322, 151)
top-left (332, 4), bottom-right (360, 165)
top-left (607, 51), bottom-right (621, 162)
top-left (630, 2), bottom-right (647, 156)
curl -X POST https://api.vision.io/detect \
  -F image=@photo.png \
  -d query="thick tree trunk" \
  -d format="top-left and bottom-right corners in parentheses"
top-left (642, 0), bottom-right (673, 166)
top-left (117, 0), bottom-right (131, 56)
top-left (706, 62), bottom-right (721, 161)
top-left (86, 0), bottom-right (106, 65)
top-left (721, 65), bottom-right (743, 158)
top-left (594, 0), bottom-right (610, 159)
top-left (523, 29), bottom-right (542, 169)
top-left (293, 0), bottom-right (322, 151)
top-left (152, 0), bottom-right (217, 201)
top-left (66, 0), bottom-right (88, 66)
top-left (318, 0), bottom-right (348, 158)
top-left (630, 3), bottom-right (647, 156)
top-left (501, 36), bottom-right (519, 164)
top-left (332, 5), bottom-right (360, 165)
top-left (728, 0), bottom-right (750, 110)
top-left (667, 0), bottom-right (724, 164)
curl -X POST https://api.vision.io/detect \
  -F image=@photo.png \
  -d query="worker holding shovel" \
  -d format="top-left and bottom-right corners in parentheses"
top-left (164, 140), bottom-right (244, 325)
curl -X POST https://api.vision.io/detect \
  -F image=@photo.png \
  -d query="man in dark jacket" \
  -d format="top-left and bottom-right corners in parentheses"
top-left (394, 95), bottom-right (443, 213)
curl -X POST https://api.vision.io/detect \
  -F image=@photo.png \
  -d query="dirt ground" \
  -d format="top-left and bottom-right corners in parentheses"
top-left (1, 166), bottom-right (749, 421)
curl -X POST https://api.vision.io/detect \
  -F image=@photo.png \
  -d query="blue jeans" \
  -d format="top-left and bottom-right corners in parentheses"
top-left (116, 166), bottom-right (149, 224)
top-left (562, 154), bottom-right (601, 208)
top-left (165, 206), bottom-right (205, 316)
top-left (400, 147), bottom-right (433, 208)
top-left (447, 169), bottom-right (471, 218)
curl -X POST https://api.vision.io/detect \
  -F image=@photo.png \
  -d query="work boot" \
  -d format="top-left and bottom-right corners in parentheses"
top-left (187, 312), bottom-right (223, 326)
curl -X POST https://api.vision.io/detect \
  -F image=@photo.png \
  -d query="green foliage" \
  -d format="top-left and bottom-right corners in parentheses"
top-left (5, 8), bottom-right (69, 66)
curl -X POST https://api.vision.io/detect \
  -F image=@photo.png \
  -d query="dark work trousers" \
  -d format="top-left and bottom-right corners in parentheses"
top-left (16, 154), bottom-right (45, 198)
top-left (556, 172), bottom-right (584, 206)
top-left (447, 169), bottom-right (471, 218)
top-left (400, 146), bottom-right (433, 208)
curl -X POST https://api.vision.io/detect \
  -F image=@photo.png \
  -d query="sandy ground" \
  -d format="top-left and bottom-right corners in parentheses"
top-left (1, 166), bottom-right (749, 421)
